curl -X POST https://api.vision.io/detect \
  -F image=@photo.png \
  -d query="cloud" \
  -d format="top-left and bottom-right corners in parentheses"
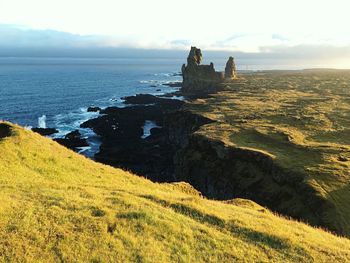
top-left (271, 34), bottom-right (289, 41)
top-left (1, 24), bottom-right (350, 68)
top-left (169, 39), bottom-right (192, 48)
top-left (0, 24), bottom-right (107, 48)
top-left (0, 24), bottom-right (196, 51)
top-left (213, 33), bottom-right (291, 52)
top-left (258, 44), bottom-right (350, 60)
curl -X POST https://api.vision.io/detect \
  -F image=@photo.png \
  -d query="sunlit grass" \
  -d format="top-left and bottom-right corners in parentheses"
top-left (0, 122), bottom-right (350, 262)
top-left (187, 70), bottom-right (350, 236)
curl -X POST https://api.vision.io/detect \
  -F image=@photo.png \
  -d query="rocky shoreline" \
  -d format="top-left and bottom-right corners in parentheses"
top-left (80, 93), bottom-right (190, 181)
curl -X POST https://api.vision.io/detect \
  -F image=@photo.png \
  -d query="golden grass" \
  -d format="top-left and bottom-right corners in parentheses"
top-left (186, 70), bottom-right (350, 236)
top-left (0, 122), bottom-right (350, 262)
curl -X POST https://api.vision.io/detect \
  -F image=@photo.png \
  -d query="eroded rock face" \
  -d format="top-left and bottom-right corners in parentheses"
top-left (181, 47), bottom-right (236, 94)
top-left (174, 133), bottom-right (339, 234)
top-left (181, 47), bottom-right (224, 94)
top-left (225, 56), bottom-right (237, 79)
top-left (80, 94), bottom-right (185, 181)
top-left (187, 46), bottom-right (202, 66)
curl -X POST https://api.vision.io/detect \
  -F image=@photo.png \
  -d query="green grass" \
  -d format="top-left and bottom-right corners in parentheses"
top-left (0, 122), bottom-right (350, 262)
top-left (186, 69), bottom-right (350, 237)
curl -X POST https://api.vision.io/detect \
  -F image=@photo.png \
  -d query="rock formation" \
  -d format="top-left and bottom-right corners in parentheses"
top-left (181, 47), bottom-right (237, 94)
top-left (225, 56), bottom-right (237, 79)
top-left (54, 130), bottom-right (89, 150)
top-left (32, 127), bottom-right (58, 136)
top-left (87, 106), bottom-right (101, 112)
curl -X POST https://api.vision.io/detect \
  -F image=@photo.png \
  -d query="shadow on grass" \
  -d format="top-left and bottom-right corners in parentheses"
top-left (140, 194), bottom-right (313, 260)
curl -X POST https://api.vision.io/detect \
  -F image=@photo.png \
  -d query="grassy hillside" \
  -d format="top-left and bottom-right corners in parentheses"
top-left (0, 122), bottom-right (350, 262)
top-left (185, 70), bottom-right (350, 237)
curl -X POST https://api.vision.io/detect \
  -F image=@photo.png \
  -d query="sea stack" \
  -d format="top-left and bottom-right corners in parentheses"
top-left (225, 56), bottom-right (237, 79)
top-left (181, 46), bottom-right (237, 94)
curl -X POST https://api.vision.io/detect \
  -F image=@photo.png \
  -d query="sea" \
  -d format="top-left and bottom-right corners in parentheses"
top-left (0, 57), bottom-right (191, 157)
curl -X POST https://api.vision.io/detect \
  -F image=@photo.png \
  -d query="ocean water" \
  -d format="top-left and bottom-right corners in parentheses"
top-left (0, 57), bottom-right (183, 156)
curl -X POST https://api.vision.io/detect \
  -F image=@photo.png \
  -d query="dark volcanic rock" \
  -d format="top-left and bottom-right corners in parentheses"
top-left (174, 133), bottom-right (338, 234)
top-left (122, 94), bottom-right (184, 108)
top-left (87, 106), bottom-right (101, 112)
top-left (54, 130), bottom-right (89, 150)
top-left (32, 127), bottom-right (59, 136)
top-left (80, 96), bottom-right (186, 181)
top-left (122, 94), bottom-right (160, 105)
top-left (163, 82), bottom-right (182, 88)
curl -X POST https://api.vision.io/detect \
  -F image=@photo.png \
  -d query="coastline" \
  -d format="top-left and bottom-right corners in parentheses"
top-left (27, 56), bottom-right (350, 238)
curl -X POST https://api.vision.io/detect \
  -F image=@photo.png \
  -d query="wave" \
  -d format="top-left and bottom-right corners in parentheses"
top-left (139, 80), bottom-right (160, 84)
top-left (153, 73), bottom-right (172, 77)
top-left (141, 120), bottom-right (161, 139)
top-left (38, 115), bottom-right (46, 128)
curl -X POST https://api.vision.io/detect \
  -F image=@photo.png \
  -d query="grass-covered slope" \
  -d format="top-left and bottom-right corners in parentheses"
top-left (185, 70), bottom-right (350, 237)
top-left (0, 122), bottom-right (349, 262)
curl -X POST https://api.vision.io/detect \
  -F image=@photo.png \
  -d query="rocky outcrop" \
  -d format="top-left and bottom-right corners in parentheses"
top-left (173, 133), bottom-right (340, 234)
top-left (32, 127), bottom-right (58, 136)
top-left (121, 94), bottom-right (181, 105)
top-left (87, 106), bottom-right (101, 112)
top-left (80, 94), bottom-right (185, 181)
top-left (181, 47), bottom-right (237, 94)
top-left (54, 130), bottom-right (89, 150)
top-left (225, 56), bottom-right (237, 79)
top-left (163, 82), bottom-right (182, 88)
top-left (181, 47), bottom-right (224, 94)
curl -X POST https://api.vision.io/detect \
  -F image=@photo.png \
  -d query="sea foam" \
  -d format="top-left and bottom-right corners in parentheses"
top-left (38, 115), bottom-right (46, 128)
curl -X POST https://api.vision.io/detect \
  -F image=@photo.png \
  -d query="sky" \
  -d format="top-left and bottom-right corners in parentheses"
top-left (1, 0), bottom-right (350, 66)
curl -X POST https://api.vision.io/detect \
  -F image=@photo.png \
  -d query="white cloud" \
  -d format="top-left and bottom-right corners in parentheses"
top-left (1, 0), bottom-right (350, 50)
